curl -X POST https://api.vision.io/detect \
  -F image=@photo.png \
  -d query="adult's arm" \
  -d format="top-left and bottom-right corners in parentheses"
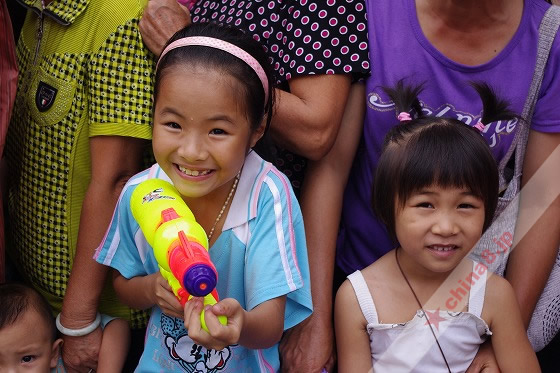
top-left (506, 130), bottom-right (560, 328)
top-left (280, 84), bottom-right (365, 373)
top-left (485, 276), bottom-right (540, 372)
top-left (59, 135), bottom-right (147, 373)
top-left (271, 75), bottom-right (351, 160)
top-left (139, 1), bottom-right (352, 160)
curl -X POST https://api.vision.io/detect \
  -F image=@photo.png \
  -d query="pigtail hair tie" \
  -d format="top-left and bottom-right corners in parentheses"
top-left (383, 79), bottom-right (425, 124)
top-left (470, 81), bottom-right (519, 135)
top-left (473, 121), bottom-right (486, 132)
top-left (397, 112), bottom-right (412, 122)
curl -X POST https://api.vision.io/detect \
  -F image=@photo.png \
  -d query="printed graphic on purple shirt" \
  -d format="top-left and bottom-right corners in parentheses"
top-left (337, 0), bottom-right (560, 275)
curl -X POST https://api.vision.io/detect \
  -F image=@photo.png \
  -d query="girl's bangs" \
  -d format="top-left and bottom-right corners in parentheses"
top-left (397, 124), bottom-right (493, 203)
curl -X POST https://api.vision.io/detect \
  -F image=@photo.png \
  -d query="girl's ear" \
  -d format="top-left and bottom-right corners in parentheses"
top-left (50, 338), bottom-right (63, 369)
top-left (249, 119), bottom-right (266, 149)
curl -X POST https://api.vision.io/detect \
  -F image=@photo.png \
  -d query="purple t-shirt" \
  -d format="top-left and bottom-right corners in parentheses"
top-left (337, 0), bottom-right (560, 274)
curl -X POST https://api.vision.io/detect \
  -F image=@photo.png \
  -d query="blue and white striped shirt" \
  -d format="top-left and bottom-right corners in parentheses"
top-left (95, 151), bottom-right (312, 372)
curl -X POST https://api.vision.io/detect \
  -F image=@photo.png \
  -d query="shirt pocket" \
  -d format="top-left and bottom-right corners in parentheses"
top-left (27, 65), bottom-right (78, 127)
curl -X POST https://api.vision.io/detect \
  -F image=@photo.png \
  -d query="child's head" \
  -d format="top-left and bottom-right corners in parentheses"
top-left (373, 81), bottom-right (517, 249)
top-left (0, 283), bottom-right (62, 372)
top-left (152, 23), bottom-right (275, 199)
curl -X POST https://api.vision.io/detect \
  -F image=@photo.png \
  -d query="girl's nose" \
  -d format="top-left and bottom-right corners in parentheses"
top-left (177, 135), bottom-right (208, 162)
top-left (431, 214), bottom-right (459, 236)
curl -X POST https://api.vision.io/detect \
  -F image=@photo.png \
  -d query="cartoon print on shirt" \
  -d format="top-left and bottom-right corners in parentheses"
top-left (367, 91), bottom-right (519, 149)
top-left (161, 313), bottom-right (232, 372)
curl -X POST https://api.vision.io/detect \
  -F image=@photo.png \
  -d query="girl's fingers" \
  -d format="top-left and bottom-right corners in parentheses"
top-left (183, 297), bottom-right (195, 323)
top-left (155, 288), bottom-right (182, 314)
top-left (167, 293), bottom-right (182, 311)
top-left (160, 294), bottom-right (184, 318)
top-left (159, 278), bottom-right (172, 291)
top-left (210, 301), bottom-right (226, 316)
top-left (184, 297), bottom-right (203, 330)
top-left (203, 306), bottom-right (228, 336)
top-left (212, 298), bottom-right (240, 320)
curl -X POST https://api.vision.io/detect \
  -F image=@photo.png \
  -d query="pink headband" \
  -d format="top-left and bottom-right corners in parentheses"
top-left (397, 112), bottom-right (412, 122)
top-left (156, 36), bottom-right (269, 103)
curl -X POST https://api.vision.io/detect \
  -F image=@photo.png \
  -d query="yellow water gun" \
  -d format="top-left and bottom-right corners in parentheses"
top-left (130, 179), bottom-right (226, 331)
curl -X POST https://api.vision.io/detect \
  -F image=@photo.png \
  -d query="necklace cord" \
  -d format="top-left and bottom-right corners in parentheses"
top-left (395, 249), bottom-right (452, 373)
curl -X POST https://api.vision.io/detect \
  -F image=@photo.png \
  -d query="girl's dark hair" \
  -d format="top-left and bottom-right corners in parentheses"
top-left (373, 80), bottom-right (519, 241)
top-left (154, 22), bottom-right (275, 136)
top-left (0, 283), bottom-right (57, 341)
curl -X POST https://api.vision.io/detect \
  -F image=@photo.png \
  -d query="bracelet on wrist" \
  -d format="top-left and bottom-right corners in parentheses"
top-left (56, 312), bottom-right (101, 337)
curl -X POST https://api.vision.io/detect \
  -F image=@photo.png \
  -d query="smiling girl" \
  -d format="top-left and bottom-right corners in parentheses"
top-left (94, 23), bottom-right (312, 372)
top-left (334, 82), bottom-right (539, 373)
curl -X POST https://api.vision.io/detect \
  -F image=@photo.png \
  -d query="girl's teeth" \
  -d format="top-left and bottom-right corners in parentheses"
top-left (432, 246), bottom-right (455, 252)
top-left (178, 166), bottom-right (210, 176)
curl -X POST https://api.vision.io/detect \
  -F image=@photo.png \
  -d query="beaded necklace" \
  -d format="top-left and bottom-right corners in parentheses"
top-left (207, 171), bottom-right (240, 241)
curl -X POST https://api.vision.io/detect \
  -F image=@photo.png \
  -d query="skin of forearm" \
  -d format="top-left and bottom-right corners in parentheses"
top-left (270, 74), bottom-right (351, 161)
top-left (300, 162), bottom-right (343, 315)
top-left (299, 83), bottom-right (365, 315)
top-left (506, 131), bottom-right (560, 328)
top-left (238, 297), bottom-right (286, 349)
top-left (60, 136), bottom-right (147, 327)
top-left (113, 273), bottom-right (157, 310)
top-left (506, 198), bottom-right (560, 327)
top-left (60, 181), bottom-right (124, 327)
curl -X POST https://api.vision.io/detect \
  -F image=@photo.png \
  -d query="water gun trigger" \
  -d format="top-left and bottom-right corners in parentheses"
top-left (177, 288), bottom-right (189, 306)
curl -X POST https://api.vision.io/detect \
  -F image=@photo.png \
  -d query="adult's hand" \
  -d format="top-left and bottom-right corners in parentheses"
top-left (280, 312), bottom-right (335, 373)
top-left (61, 327), bottom-right (103, 373)
top-left (466, 340), bottom-right (500, 373)
top-left (139, 0), bottom-right (191, 56)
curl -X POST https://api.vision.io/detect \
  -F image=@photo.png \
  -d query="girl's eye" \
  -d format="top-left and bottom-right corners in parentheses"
top-left (21, 355), bottom-right (35, 363)
top-left (458, 203), bottom-right (475, 209)
top-left (164, 122), bottom-right (181, 129)
top-left (210, 128), bottom-right (226, 135)
top-left (415, 202), bottom-right (433, 208)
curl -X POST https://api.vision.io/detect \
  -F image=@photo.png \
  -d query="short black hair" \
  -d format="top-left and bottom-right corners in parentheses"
top-left (0, 283), bottom-right (57, 341)
top-left (373, 117), bottom-right (500, 241)
top-left (154, 22), bottom-right (275, 134)
top-left (372, 81), bottom-right (518, 242)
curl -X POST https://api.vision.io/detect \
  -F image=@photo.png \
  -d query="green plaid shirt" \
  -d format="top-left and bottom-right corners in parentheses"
top-left (6, 0), bottom-right (153, 328)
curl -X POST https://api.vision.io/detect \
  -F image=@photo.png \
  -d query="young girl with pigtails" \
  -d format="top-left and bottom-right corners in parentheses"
top-left (94, 23), bottom-right (312, 372)
top-left (334, 81), bottom-right (540, 373)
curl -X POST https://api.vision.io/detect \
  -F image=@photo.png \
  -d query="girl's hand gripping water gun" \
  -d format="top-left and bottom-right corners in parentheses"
top-left (130, 179), bottom-right (227, 331)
